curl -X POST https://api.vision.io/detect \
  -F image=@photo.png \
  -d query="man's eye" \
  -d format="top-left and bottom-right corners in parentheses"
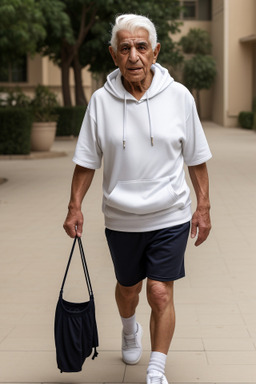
top-left (138, 45), bottom-right (146, 51)
top-left (121, 47), bottom-right (129, 52)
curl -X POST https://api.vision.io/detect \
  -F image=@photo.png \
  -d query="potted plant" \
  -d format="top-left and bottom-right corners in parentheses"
top-left (30, 85), bottom-right (60, 151)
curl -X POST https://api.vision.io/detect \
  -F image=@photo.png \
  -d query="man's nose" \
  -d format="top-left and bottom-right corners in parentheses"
top-left (128, 47), bottom-right (138, 62)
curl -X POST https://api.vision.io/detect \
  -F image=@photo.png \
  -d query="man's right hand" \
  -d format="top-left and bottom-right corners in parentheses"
top-left (63, 208), bottom-right (84, 238)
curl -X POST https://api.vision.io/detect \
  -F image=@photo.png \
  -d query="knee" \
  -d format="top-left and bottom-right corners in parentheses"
top-left (147, 280), bottom-right (173, 312)
top-left (116, 281), bottom-right (142, 301)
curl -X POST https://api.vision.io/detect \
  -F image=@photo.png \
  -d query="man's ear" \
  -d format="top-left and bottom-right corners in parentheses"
top-left (109, 46), bottom-right (118, 66)
top-left (152, 43), bottom-right (161, 64)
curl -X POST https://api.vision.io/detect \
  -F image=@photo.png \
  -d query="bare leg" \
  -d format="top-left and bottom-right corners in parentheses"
top-left (147, 279), bottom-right (175, 354)
top-left (115, 281), bottom-right (143, 318)
top-left (116, 281), bottom-right (143, 365)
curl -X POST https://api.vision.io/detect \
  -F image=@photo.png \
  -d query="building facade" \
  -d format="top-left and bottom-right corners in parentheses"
top-left (0, 0), bottom-right (255, 127)
top-left (211, 0), bottom-right (256, 126)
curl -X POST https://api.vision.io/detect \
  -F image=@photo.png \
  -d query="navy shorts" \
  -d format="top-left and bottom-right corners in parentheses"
top-left (105, 221), bottom-right (190, 287)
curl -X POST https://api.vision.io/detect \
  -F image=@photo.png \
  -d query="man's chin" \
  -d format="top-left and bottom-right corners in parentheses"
top-left (124, 73), bottom-right (144, 83)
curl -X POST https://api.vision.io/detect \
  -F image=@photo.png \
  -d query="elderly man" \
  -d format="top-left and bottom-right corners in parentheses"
top-left (64, 14), bottom-right (212, 384)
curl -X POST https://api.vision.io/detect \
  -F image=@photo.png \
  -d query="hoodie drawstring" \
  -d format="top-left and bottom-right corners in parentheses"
top-left (123, 94), bottom-right (127, 149)
top-left (146, 93), bottom-right (154, 146)
top-left (122, 92), bottom-right (154, 149)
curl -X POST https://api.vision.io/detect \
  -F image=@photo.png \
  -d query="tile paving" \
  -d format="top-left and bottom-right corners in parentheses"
top-left (0, 122), bottom-right (256, 383)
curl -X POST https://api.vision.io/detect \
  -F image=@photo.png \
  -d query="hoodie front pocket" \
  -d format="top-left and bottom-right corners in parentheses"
top-left (106, 177), bottom-right (179, 215)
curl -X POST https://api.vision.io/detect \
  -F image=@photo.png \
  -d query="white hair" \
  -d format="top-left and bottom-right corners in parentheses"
top-left (110, 14), bottom-right (157, 52)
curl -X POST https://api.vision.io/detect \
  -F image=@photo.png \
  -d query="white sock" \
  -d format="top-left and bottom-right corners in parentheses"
top-left (121, 314), bottom-right (137, 335)
top-left (147, 351), bottom-right (167, 374)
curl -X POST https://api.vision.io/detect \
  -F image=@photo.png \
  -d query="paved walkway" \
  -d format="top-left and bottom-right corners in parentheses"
top-left (0, 122), bottom-right (256, 384)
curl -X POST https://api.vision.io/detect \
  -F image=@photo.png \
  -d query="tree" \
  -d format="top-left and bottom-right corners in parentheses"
top-left (82, 0), bottom-right (184, 74)
top-left (38, 0), bottom-right (184, 106)
top-left (183, 55), bottom-right (216, 118)
top-left (179, 28), bottom-right (212, 55)
top-left (0, 0), bottom-right (46, 77)
top-left (0, 0), bottom-right (73, 89)
top-left (179, 28), bottom-right (216, 118)
top-left (0, 0), bottom-right (184, 106)
top-left (36, 0), bottom-right (78, 106)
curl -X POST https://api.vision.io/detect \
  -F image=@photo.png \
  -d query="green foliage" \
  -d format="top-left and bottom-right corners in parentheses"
top-left (183, 54), bottom-right (216, 91)
top-left (1, 0), bottom-right (184, 106)
top-left (36, 0), bottom-right (74, 62)
top-left (56, 106), bottom-right (86, 136)
top-left (248, 98), bottom-right (256, 130)
top-left (0, 86), bottom-right (60, 121)
top-left (79, 0), bottom-right (183, 73)
top-left (0, 0), bottom-right (46, 65)
top-left (0, 108), bottom-right (32, 154)
top-left (0, 0), bottom-right (73, 70)
top-left (34, 0), bottom-right (183, 73)
top-left (238, 111), bottom-right (254, 130)
top-left (253, 112), bottom-right (256, 131)
top-left (180, 28), bottom-right (216, 91)
top-left (179, 28), bottom-right (216, 117)
top-left (30, 85), bottom-right (60, 122)
top-left (179, 28), bottom-right (212, 55)
top-left (0, 87), bottom-right (31, 107)
top-left (252, 97), bottom-right (256, 113)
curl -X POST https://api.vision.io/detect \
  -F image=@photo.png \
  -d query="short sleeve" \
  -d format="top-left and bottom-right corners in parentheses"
top-left (182, 100), bottom-right (212, 166)
top-left (72, 106), bottom-right (102, 169)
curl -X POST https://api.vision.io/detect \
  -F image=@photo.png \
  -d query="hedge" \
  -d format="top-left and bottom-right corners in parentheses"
top-left (56, 106), bottom-right (86, 137)
top-left (0, 108), bottom-right (32, 154)
top-left (238, 111), bottom-right (254, 130)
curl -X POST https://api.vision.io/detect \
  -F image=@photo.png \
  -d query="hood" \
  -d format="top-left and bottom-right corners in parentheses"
top-left (104, 63), bottom-right (173, 100)
top-left (104, 64), bottom-right (174, 148)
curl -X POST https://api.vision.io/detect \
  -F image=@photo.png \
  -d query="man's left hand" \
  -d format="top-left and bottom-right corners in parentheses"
top-left (190, 207), bottom-right (211, 246)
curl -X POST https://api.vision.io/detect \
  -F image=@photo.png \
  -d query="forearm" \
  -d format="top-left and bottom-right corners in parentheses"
top-left (64, 165), bottom-right (95, 238)
top-left (68, 165), bottom-right (95, 211)
top-left (188, 163), bottom-right (210, 210)
top-left (188, 163), bottom-right (211, 246)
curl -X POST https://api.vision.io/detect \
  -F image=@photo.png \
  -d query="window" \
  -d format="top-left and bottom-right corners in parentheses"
top-left (183, 1), bottom-right (197, 19)
top-left (198, 0), bottom-right (212, 20)
top-left (180, 0), bottom-right (212, 21)
top-left (0, 56), bottom-right (27, 83)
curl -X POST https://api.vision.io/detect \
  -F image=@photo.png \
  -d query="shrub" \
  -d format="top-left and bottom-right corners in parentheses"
top-left (0, 87), bottom-right (31, 107)
top-left (56, 106), bottom-right (86, 137)
top-left (252, 97), bottom-right (256, 112)
top-left (31, 85), bottom-right (60, 122)
top-left (238, 111), bottom-right (254, 130)
top-left (183, 54), bottom-right (217, 118)
top-left (0, 108), bottom-right (32, 154)
top-left (183, 54), bottom-right (217, 91)
top-left (179, 28), bottom-right (212, 55)
top-left (252, 99), bottom-right (256, 131)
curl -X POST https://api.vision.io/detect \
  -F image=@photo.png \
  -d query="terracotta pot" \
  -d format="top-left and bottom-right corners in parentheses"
top-left (31, 122), bottom-right (57, 151)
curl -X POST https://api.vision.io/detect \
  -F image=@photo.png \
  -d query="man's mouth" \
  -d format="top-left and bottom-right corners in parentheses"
top-left (128, 67), bottom-right (142, 71)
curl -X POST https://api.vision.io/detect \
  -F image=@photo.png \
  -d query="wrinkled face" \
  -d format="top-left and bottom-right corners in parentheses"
top-left (109, 28), bottom-right (160, 89)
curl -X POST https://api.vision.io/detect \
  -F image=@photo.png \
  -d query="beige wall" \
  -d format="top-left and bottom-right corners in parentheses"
top-left (211, 0), bottom-right (225, 125)
top-left (45, 57), bottom-right (92, 103)
top-left (253, 45), bottom-right (256, 98)
top-left (212, 0), bottom-right (256, 127)
top-left (2, 54), bottom-right (92, 106)
top-left (174, 20), bottom-right (212, 40)
top-left (227, 0), bottom-right (255, 125)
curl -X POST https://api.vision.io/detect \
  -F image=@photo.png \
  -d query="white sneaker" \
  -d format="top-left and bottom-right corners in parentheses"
top-left (122, 322), bottom-right (143, 364)
top-left (147, 370), bottom-right (168, 384)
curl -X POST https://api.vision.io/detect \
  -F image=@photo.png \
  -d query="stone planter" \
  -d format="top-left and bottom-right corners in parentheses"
top-left (31, 122), bottom-right (57, 151)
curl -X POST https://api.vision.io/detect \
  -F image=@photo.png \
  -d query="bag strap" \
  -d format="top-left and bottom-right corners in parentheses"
top-left (78, 236), bottom-right (93, 297)
top-left (60, 236), bottom-right (93, 297)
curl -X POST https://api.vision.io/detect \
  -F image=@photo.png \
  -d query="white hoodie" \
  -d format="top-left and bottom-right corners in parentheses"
top-left (73, 63), bottom-right (212, 232)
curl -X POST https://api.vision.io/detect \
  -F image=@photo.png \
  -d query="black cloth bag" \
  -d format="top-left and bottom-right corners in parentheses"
top-left (54, 236), bottom-right (99, 373)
